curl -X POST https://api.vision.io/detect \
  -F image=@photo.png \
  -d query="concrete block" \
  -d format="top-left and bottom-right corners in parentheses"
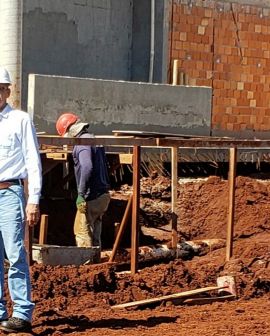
top-left (32, 244), bottom-right (100, 265)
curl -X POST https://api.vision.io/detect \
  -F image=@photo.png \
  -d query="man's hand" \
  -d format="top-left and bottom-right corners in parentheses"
top-left (76, 195), bottom-right (87, 213)
top-left (26, 204), bottom-right (40, 226)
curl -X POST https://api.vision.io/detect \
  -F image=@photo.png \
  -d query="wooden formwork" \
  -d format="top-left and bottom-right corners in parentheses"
top-left (29, 134), bottom-right (270, 273)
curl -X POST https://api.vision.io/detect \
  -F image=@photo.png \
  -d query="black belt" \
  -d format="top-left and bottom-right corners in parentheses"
top-left (4, 179), bottom-right (23, 185)
top-left (0, 179), bottom-right (24, 189)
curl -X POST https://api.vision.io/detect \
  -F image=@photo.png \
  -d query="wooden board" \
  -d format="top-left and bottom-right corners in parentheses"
top-left (112, 285), bottom-right (228, 309)
top-left (119, 153), bottom-right (133, 164)
top-left (112, 130), bottom-right (233, 140)
top-left (46, 152), bottom-right (68, 160)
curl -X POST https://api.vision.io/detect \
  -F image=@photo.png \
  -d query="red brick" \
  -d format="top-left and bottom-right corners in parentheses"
top-left (180, 32), bottom-right (187, 41)
top-left (204, 9), bottom-right (213, 18)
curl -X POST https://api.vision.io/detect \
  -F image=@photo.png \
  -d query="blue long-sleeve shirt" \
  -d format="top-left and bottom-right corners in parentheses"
top-left (73, 132), bottom-right (110, 200)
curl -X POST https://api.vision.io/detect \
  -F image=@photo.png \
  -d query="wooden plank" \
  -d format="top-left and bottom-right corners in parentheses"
top-left (119, 153), bottom-right (133, 164)
top-left (38, 135), bottom-right (270, 149)
top-left (112, 130), bottom-right (214, 139)
top-left (112, 130), bottom-right (234, 140)
top-left (38, 135), bottom-right (157, 147)
top-left (112, 286), bottom-right (228, 309)
top-left (46, 152), bottom-right (68, 160)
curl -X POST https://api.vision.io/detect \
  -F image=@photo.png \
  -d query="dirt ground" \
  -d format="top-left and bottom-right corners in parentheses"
top-left (1, 175), bottom-right (269, 335)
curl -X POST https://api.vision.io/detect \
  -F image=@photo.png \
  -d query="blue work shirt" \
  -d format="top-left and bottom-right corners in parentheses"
top-left (73, 132), bottom-right (110, 201)
top-left (0, 104), bottom-right (42, 204)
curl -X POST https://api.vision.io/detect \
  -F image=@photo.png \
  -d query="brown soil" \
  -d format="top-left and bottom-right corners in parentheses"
top-left (1, 176), bottom-right (269, 335)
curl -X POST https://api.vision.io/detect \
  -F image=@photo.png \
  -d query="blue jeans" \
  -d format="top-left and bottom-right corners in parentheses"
top-left (0, 185), bottom-right (34, 322)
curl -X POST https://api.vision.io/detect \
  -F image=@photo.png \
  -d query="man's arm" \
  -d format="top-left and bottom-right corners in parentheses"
top-left (22, 115), bottom-right (42, 226)
top-left (77, 146), bottom-right (93, 197)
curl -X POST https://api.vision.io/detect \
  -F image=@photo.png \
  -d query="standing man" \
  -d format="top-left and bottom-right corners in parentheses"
top-left (56, 112), bottom-right (110, 248)
top-left (0, 67), bottom-right (42, 333)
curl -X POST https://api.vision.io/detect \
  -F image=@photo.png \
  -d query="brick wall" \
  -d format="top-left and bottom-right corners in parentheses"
top-left (169, 0), bottom-right (270, 134)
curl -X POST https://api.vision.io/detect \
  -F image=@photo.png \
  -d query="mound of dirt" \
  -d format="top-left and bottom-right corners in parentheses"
top-left (3, 176), bottom-right (269, 335)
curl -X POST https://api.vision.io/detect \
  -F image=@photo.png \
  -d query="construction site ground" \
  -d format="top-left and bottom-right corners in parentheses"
top-left (2, 174), bottom-right (269, 335)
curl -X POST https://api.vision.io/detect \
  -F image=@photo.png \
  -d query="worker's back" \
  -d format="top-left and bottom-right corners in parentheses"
top-left (73, 132), bottom-right (110, 201)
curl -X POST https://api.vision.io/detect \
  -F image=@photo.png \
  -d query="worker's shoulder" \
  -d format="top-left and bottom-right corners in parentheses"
top-left (9, 108), bottom-right (32, 120)
top-left (79, 132), bottom-right (95, 139)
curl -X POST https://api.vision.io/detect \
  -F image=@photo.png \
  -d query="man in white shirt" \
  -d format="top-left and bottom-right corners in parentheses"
top-left (0, 67), bottom-right (42, 333)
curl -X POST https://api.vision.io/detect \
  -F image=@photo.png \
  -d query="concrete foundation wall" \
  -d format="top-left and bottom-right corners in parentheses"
top-left (28, 75), bottom-right (212, 135)
top-left (22, 0), bottom-right (133, 108)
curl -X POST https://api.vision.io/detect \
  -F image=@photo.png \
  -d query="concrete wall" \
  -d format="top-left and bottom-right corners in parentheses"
top-left (131, 0), bottom-right (170, 83)
top-left (22, 0), bottom-right (133, 109)
top-left (28, 74), bottom-right (212, 135)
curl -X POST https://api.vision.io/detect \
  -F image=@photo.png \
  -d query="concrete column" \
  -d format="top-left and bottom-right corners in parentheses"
top-left (0, 0), bottom-right (22, 109)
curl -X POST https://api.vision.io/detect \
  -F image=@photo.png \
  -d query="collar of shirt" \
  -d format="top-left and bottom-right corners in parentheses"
top-left (0, 104), bottom-right (12, 119)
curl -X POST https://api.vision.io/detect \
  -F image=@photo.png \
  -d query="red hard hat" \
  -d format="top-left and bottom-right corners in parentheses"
top-left (56, 113), bottom-right (78, 136)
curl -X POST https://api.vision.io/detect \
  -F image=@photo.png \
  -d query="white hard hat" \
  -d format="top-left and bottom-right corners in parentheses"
top-left (0, 67), bottom-right (11, 84)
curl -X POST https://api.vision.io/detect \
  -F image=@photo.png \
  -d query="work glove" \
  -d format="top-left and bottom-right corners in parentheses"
top-left (76, 195), bottom-right (87, 213)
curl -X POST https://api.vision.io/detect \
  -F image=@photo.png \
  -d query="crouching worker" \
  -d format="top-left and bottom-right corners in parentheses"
top-left (56, 113), bottom-right (110, 248)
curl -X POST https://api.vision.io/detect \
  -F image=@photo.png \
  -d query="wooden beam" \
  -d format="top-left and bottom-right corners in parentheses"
top-left (112, 285), bottom-right (228, 309)
top-left (38, 134), bottom-right (270, 149)
top-left (131, 146), bottom-right (141, 275)
top-left (156, 138), bottom-right (270, 148)
top-left (38, 135), bottom-right (157, 147)
top-left (109, 195), bottom-right (133, 263)
top-left (226, 147), bottom-right (237, 261)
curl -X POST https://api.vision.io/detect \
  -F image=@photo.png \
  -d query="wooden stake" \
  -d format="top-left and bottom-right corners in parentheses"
top-left (171, 147), bottom-right (178, 248)
top-left (39, 214), bottom-right (49, 245)
top-left (131, 146), bottom-right (141, 275)
top-left (171, 63), bottom-right (179, 249)
top-left (226, 147), bottom-right (237, 261)
top-left (109, 195), bottom-right (133, 263)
